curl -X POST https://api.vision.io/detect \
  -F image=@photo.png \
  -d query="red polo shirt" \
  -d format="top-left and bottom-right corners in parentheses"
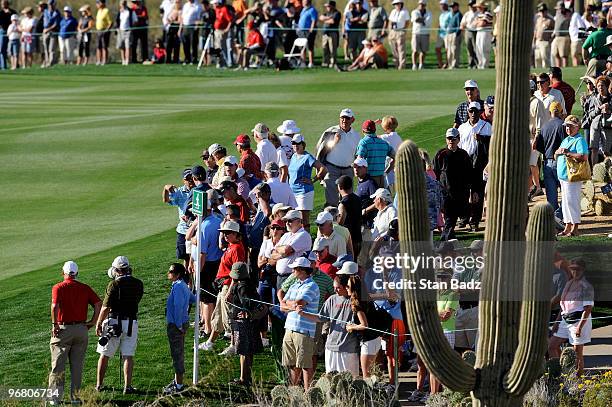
top-left (51, 276), bottom-right (101, 323)
top-left (551, 80), bottom-right (576, 114)
top-left (316, 253), bottom-right (338, 280)
top-left (214, 5), bottom-right (233, 30)
top-left (217, 242), bottom-right (247, 284)
top-left (239, 149), bottom-right (263, 180)
top-left (228, 195), bottom-right (250, 223)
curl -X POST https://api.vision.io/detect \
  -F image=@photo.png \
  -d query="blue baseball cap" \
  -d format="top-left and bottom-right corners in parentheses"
top-left (332, 253), bottom-right (354, 269)
top-left (191, 165), bottom-right (206, 180)
top-left (182, 168), bottom-right (193, 179)
top-left (485, 95), bottom-right (494, 107)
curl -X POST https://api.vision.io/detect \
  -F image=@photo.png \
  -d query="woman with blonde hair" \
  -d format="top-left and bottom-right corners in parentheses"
top-left (77, 5), bottom-right (94, 65)
top-left (379, 115), bottom-right (402, 193)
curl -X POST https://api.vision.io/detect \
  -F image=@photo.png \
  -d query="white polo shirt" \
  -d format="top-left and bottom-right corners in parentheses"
top-left (255, 139), bottom-right (278, 170)
top-left (389, 9), bottom-right (410, 30)
top-left (315, 230), bottom-right (347, 258)
top-left (372, 204), bottom-right (398, 239)
top-left (535, 88), bottom-right (566, 123)
top-left (181, 1), bottom-right (202, 26)
top-left (267, 177), bottom-right (298, 207)
top-left (322, 127), bottom-right (361, 168)
top-left (458, 119), bottom-right (492, 157)
top-left (410, 9), bottom-right (432, 35)
top-left (275, 228), bottom-right (312, 276)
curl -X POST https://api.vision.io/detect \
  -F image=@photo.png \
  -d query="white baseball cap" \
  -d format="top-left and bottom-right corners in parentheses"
top-left (62, 261), bottom-right (78, 275)
top-left (277, 120), bottom-right (301, 135)
top-left (218, 220), bottom-right (241, 234)
top-left (282, 209), bottom-right (302, 221)
top-left (208, 143), bottom-right (223, 156)
top-left (418, 0), bottom-right (427, 4)
top-left (445, 128), bottom-right (460, 139)
top-left (392, 0), bottom-right (403, 4)
top-left (352, 157), bottom-right (368, 167)
top-left (464, 79), bottom-right (479, 89)
top-left (312, 237), bottom-right (330, 251)
top-left (289, 257), bottom-right (312, 269)
top-left (468, 101), bottom-right (482, 110)
top-left (336, 261), bottom-right (359, 275)
top-left (63, 6), bottom-right (72, 12)
top-left (439, 0), bottom-right (448, 4)
top-left (224, 155), bottom-right (238, 166)
top-left (315, 211), bottom-right (334, 225)
top-left (291, 134), bottom-right (305, 144)
top-left (370, 188), bottom-right (392, 202)
top-left (10, 14), bottom-right (18, 20)
top-left (112, 256), bottom-right (130, 269)
top-left (339, 108), bottom-right (354, 118)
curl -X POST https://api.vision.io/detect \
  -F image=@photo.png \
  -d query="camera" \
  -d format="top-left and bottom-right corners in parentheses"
top-left (98, 322), bottom-right (122, 346)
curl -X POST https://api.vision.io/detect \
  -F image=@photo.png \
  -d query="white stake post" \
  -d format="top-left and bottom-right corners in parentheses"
top-left (191, 190), bottom-right (205, 384)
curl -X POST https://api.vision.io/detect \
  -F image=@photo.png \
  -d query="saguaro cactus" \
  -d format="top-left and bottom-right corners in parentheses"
top-left (396, 1), bottom-right (556, 406)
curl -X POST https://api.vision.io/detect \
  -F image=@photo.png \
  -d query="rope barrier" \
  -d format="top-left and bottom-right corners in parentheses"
top-left (200, 287), bottom-right (612, 338)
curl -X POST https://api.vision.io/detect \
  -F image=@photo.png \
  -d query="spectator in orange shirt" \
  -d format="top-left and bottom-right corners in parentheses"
top-left (348, 37), bottom-right (387, 70)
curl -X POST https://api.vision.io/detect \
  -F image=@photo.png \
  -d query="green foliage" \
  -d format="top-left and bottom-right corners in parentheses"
top-left (306, 386), bottom-right (325, 407)
top-left (583, 382), bottom-right (612, 407)
top-left (560, 348), bottom-right (578, 375)
top-left (545, 358), bottom-right (562, 378)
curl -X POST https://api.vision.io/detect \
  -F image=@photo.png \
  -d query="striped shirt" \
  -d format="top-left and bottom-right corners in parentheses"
top-left (284, 277), bottom-right (320, 337)
top-left (356, 134), bottom-right (395, 176)
top-left (281, 269), bottom-right (334, 310)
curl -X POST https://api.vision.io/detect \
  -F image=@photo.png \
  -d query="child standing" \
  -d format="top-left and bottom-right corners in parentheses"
top-left (7, 14), bottom-right (20, 70)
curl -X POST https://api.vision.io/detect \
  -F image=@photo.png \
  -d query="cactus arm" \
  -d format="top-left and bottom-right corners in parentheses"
top-left (396, 140), bottom-right (476, 392)
top-left (504, 203), bottom-right (554, 396)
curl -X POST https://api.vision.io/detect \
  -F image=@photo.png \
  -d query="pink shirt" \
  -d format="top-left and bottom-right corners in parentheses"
top-left (560, 278), bottom-right (594, 315)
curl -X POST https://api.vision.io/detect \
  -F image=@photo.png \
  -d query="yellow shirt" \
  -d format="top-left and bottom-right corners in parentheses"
top-left (96, 7), bottom-right (112, 31)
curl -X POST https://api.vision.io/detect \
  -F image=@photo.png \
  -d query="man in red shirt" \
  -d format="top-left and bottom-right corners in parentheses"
top-left (550, 66), bottom-right (576, 114)
top-left (219, 179), bottom-right (250, 222)
top-left (49, 261), bottom-right (101, 405)
top-left (199, 220), bottom-right (246, 352)
top-left (213, 0), bottom-right (234, 67)
top-left (312, 238), bottom-right (338, 279)
top-left (234, 134), bottom-right (264, 182)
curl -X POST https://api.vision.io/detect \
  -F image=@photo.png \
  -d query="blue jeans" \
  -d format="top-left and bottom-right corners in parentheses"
top-left (0, 28), bottom-right (7, 70)
top-left (543, 160), bottom-right (563, 219)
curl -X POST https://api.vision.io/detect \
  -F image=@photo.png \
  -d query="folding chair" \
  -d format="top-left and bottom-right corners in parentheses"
top-left (282, 37), bottom-right (308, 68)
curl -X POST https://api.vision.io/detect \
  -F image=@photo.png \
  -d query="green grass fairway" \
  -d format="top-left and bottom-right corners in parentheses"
top-left (0, 66), bottom-right (594, 404)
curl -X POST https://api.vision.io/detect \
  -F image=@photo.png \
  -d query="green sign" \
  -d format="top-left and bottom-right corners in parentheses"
top-left (192, 190), bottom-right (205, 216)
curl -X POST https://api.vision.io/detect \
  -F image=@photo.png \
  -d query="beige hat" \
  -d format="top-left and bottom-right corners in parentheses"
top-left (21, 6), bottom-right (33, 13)
top-left (563, 115), bottom-right (580, 127)
top-left (218, 220), bottom-right (241, 234)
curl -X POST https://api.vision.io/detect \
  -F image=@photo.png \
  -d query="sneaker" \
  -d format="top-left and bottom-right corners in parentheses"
top-left (307, 62), bottom-right (314, 68)
top-left (162, 381), bottom-right (184, 395)
top-left (218, 344), bottom-right (236, 356)
top-left (123, 386), bottom-right (137, 395)
top-left (261, 337), bottom-right (270, 347)
top-left (412, 65), bottom-right (417, 71)
top-left (418, 63), bottom-right (423, 70)
top-left (419, 393), bottom-right (430, 403)
top-left (407, 390), bottom-right (424, 402)
top-left (199, 341), bottom-right (214, 351)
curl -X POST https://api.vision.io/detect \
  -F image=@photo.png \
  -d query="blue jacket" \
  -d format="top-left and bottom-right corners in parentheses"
top-left (166, 279), bottom-right (196, 329)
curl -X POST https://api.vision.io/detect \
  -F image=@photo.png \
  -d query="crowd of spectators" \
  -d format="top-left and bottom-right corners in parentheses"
top-left (3, 0), bottom-right (611, 71)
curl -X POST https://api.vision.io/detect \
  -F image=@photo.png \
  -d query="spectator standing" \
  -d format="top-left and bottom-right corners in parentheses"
top-left (453, 240), bottom-right (482, 353)
top-left (42, 0), bottom-right (60, 67)
top-left (209, 144), bottom-right (228, 188)
top-left (314, 211), bottom-right (347, 257)
top-left (297, 0), bottom-right (318, 68)
top-left (163, 169), bottom-right (195, 264)
top-left (265, 162), bottom-right (298, 207)
top-left (353, 157), bottom-right (378, 238)
top-left (95, 0), bottom-right (112, 66)
top-left (534, 2), bottom-right (554, 68)
top-left (258, 219), bottom-right (286, 304)
top-left (454, 79), bottom-right (484, 128)
top-left (529, 80), bottom-right (546, 200)
top-left (280, 257), bottom-right (320, 389)
top-left (180, 0), bottom-right (202, 65)
top-left (345, 0), bottom-right (368, 61)
top-left (336, 174), bottom-right (363, 257)
top-left (367, 0), bottom-right (387, 41)
top-left (276, 119), bottom-right (300, 181)
top-left (288, 134), bottom-right (327, 229)
top-left (552, 2), bottom-right (571, 68)
top-left (387, 0), bottom-right (409, 70)
top-left (58, 6), bottom-right (77, 65)
top-left (116, 1), bottom-right (137, 66)
top-left (34, 2), bottom-right (46, 65)
top-left (76, 5), bottom-right (94, 65)
top-left (223, 157), bottom-right (251, 202)
top-left (535, 72), bottom-right (566, 120)
top-left (579, 76), bottom-right (597, 166)
top-left (460, 0), bottom-right (478, 69)
top-left (0, 0), bottom-right (17, 70)
top-left (550, 66), bottom-right (576, 114)
top-left (165, 2), bottom-right (181, 63)
top-left (271, 209), bottom-right (312, 290)
top-left (48, 261), bottom-right (101, 405)
top-left (410, 0), bottom-right (431, 70)
top-left (6, 13), bottom-right (18, 69)
top-left (162, 263), bottom-right (196, 395)
top-left (480, 95), bottom-right (494, 124)
top-left (19, 7), bottom-right (35, 68)
top-left (582, 19), bottom-right (612, 77)
top-left (379, 115), bottom-right (402, 193)
top-left (555, 115), bottom-right (589, 237)
top-left (433, 128), bottom-right (472, 241)
top-left (95, 256), bottom-right (144, 394)
top-left (370, 188), bottom-right (397, 239)
top-left (252, 123), bottom-right (276, 171)
top-left (436, 0), bottom-right (450, 69)
top-left (213, 0), bottom-right (233, 68)
top-left (319, 0), bottom-right (341, 68)
top-left (219, 177), bottom-right (250, 221)
top-left (474, 7), bottom-right (492, 69)
top-left (534, 101), bottom-right (566, 220)
top-left (445, 1), bottom-right (461, 69)
top-left (130, 0), bottom-right (149, 63)
top-left (160, 0), bottom-right (175, 44)
top-left (356, 119), bottom-right (395, 188)
top-left (586, 75), bottom-right (612, 166)
top-left (317, 108), bottom-right (361, 207)
top-left (568, 5), bottom-right (587, 67)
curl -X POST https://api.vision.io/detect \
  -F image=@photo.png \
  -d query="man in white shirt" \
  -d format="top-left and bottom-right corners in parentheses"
top-left (534, 72), bottom-right (566, 123)
top-left (388, 0), bottom-right (410, 69)
top-left (265, 162), bottom-right (298, 207)
top-left (529, 80), bottom-right (546, 197)
top-left (313, 211), bottom-right (347, 257)
top-left (410, 0), bottom-right (432, 70)
top-left (160, 0), bottom-right (176, 38)
top-left (270, 210), bottom-right (312, 290)
top-left (317, 108), bottom-right (362, 207)
top-left (568, 9), bottom-right (587, 67)
top-left (458, 101), bottom-right (492, 157)
top-left (180, 0), bottom-right (202, 64)
top-left (276, 120), bottom-right (300, 182)
top-left (370, 188), bottom-right (397, 239)
top-left (460, 0), bottom-right (479, 69)
top-left (253, 123), bottom-right (277, 170)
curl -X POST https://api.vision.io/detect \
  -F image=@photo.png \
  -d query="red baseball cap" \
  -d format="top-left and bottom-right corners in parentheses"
top-left (271, 219), bottom-right (287, 229)
top-left (362, 120), bottom-right (376, 134)
top-left (234, 134), bottom-right (250, 145)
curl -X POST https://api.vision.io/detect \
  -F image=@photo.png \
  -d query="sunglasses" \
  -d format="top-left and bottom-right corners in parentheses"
top-left (537, 80), bottom-right (548, 84)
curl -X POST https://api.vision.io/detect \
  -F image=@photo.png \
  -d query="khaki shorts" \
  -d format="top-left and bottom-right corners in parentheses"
top-left (96, 319), bottom-right (138, 357)
top-left (571, 40), bottom-right (583, 60)
top-left (435, 35), bottom-right (445, 49)
top-left (454, 307), bottom-right (478, 349)
top-left (551, 36), bottom-right (570, 59)
top-left (412, 34), bottom-right (430, 54)
top-left (282, 330), bottom-right (314, 369)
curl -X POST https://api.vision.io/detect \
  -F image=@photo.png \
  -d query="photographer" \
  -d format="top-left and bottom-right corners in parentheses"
top-left (95, 256), bottom-right (144, 394)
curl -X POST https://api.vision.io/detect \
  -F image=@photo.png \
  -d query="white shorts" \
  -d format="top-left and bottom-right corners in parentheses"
top-left (295, 190), bottom-right (314, 211)
top-left (360, 337), bottom-right (382, 356)
top-left (324, 349), bottom-right (359, 377)
top-left (529, 149), bottom-right (540, 167)
top-left (96, 318), bottom-right (139, 357)
top-left (554, 317), bottom-right (592, 345)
